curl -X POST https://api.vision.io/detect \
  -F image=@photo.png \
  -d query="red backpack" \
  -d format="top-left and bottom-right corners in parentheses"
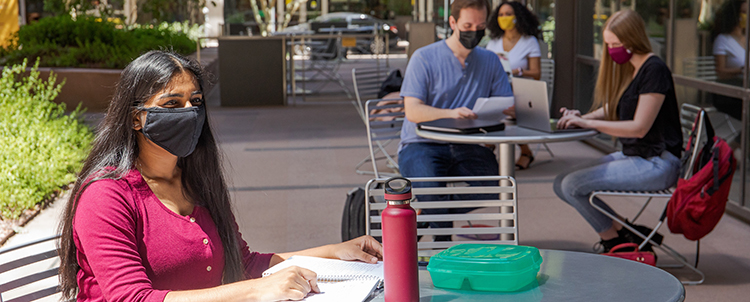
top-left (667, 110), bottom-right (737, 241)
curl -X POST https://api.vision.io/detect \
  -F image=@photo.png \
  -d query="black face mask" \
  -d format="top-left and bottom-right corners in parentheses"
top-left (140, 105), bottom-right (206, 157)
top-left (458, 29), bottom-right (485, 49)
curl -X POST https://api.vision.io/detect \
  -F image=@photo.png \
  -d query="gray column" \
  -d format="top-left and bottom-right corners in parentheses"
top-left (552, 0), bottom-right (578, 113)
top-left (427, 0), bottom-right (433, 22)
top-left (419, 0), bottom-right (426, 21)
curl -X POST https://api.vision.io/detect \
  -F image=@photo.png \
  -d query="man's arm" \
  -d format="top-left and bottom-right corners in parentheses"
top-left (489, 55), bottom-right (513, 97)
top-left (403, 96), bottom-right (477, 123)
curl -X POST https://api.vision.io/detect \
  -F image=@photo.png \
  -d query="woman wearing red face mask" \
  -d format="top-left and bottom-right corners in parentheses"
top-left (553, 10), bottom-right (682, 254)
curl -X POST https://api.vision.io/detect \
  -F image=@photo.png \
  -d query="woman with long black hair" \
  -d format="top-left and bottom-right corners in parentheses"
top-left (58, 50), bottom-right (382, 302)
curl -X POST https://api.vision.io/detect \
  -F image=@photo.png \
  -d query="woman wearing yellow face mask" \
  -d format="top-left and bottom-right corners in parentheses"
top-left (486, 1), bottom-right (542, 170)
top-left (486, 1), bottom-right (541, 80)
top-left (711, 0), bottom-right (747, 150)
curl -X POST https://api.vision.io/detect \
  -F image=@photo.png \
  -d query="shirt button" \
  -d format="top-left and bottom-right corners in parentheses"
top-left (203, 238), bottom-right (209, 245)
top-left (207, 266), bottom-right (212, 272)
top-left (189, 217), bottom-right (196, 222)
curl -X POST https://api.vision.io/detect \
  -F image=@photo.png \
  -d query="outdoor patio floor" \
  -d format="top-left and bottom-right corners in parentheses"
top-left (3, 53), bottom-right (750, 301)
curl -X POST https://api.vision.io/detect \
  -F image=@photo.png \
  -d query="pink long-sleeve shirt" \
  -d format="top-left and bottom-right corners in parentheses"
top-left (73, 169), bottom-right (274, 302)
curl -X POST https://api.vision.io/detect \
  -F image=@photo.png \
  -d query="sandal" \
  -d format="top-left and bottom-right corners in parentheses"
top-left (515, 153), bottom-right (535, 170)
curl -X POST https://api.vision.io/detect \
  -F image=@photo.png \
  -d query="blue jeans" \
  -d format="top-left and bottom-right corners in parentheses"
top-left (553, 151), bottom-right (681, 233)
top-left (398, 143), bottom-right (499, 230)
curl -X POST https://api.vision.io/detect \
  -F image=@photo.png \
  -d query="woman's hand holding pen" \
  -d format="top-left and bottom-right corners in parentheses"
top-left (253, 266), bottom-right (320, 301)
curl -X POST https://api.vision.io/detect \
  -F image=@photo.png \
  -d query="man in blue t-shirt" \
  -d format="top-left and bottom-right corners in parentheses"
top-left (398, 0), bottom-right (512, 241)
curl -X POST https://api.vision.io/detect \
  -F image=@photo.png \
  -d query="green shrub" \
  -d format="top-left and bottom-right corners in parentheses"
top-left (0, 15), bottom-right (196, 69)
top-left (0, 59), bottom-right (93, 219)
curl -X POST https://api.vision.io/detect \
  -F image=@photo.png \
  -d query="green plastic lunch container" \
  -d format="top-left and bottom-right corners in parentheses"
top-left (426, 244), bottom-right (543, 292)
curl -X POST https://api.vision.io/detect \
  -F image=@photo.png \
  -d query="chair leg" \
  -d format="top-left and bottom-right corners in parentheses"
top-left (542, 143), bottom-right (554, 158)
top-left (631, 197), bottom-right (652, 223)
top-left (532, 143), bottom-right (555, 158)
top-left (376, 143), bottom-right (399, 172)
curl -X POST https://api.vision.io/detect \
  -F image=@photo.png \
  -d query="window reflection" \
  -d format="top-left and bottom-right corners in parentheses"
top-left (712, 0), bottom-right (748, 82)
top-left (591, 1), bottom-right (669, 60)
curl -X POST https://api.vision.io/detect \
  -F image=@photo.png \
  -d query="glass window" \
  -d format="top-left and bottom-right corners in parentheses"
top-left (535, 0), bottom-right (556, 59)
top-left (591, 0), bottom-right (616, 60)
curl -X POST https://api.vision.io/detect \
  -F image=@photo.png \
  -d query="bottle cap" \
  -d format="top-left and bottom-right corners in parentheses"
top-left (384, 177), bottom-right (412, 204)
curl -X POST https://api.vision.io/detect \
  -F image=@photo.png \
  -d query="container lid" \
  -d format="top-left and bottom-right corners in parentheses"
top-left (384, 177), bottom-right (412, 202)
top-left (427, 244), bottom-right (542, 273)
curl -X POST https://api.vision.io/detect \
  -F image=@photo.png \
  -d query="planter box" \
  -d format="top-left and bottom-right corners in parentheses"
top-left (35, 67), bottom-right (122, 112)
top-left (6, 50), bottom-right (219, 112)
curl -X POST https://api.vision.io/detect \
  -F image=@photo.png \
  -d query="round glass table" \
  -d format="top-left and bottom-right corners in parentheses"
top-left (416, 124), bottom-right (598, 178)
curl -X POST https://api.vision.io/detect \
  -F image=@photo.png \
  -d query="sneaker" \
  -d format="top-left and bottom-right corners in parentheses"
top-left (594, 235), bottom-right (630, 253)
top-left (618, 221), bottom-right (664, 252)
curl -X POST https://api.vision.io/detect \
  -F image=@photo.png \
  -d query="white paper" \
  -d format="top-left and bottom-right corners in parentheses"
top-left (263, 256), bottom-right (384, 280)
top-left (262, 256), bottom-right (384, 302)
top-left (497, 51), bottom-right (513, 78)
top-left (301, 279), bottom-right (380, 302)
top-left (472, 96), bottom-right (515, 121)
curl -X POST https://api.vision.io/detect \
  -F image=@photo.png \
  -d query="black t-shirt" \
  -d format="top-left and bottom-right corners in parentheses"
top-left (617, 56), bottom-right (682, 158)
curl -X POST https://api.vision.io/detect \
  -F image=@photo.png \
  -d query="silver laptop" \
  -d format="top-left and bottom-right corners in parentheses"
top-left (511, 77), bottom-right (586, 133)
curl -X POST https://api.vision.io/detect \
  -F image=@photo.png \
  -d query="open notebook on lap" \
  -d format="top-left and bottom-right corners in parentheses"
top-left (512, 77), bottom-right (588, 133)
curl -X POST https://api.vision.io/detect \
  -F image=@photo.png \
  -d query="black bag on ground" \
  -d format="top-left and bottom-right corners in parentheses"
top-left (342, 187), bottom-right (383, 242)
top-left (342, 188), bottom-right (367, 241)
top-left (377, 69), bottom-right (403, 98)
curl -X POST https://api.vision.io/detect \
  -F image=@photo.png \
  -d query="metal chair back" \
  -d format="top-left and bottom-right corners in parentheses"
top-left (365, 176), bottom-right (518, 255)
top-left (682, 56), bottom-right (717, 81)
top-left (364, 99), bottom-right (404, 178)
top-left (0, 235), bottom-right (62, 302)
top-left (352, 67), bottom-right (391, 121)
top-left (540, 59), bottom-right (555, 105)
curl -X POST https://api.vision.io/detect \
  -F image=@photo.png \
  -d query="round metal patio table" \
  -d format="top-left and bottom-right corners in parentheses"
top-left (369, 249), bottom-right (685, 302)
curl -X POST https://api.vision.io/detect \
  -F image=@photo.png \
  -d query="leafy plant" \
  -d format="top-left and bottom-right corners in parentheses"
top-left (0, 59), bottom-right (93, 220)
top-left (44, 0), bottom-right (124, 20)
top-left (139, 0), bottom-right (205, 24)
top-left (0, 15), bottom-right (196, 69)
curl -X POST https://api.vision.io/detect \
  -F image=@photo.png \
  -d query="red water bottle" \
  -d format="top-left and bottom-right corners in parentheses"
top-left (382, 177), bottom-right (419, 302)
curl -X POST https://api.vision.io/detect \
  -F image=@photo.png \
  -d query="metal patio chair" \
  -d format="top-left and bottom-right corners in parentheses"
top-left (365, 176), bottom-right (518, 256)
top-left (532, 58), bottom-right (556, 159)
top-left (352, 67), bottom-right (400, 177)
top-left (588, 104), bottom-right (710, 285)
top-left (294, 28), bottom-right (352, 98)
top-left (363, 98), bottom-right (404, 178)
top-left (0, 235), bottom-right (63, 302)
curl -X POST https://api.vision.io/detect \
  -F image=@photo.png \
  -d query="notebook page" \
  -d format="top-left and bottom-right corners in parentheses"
top-left (301, 279), bottom-right (380, 302)
top-left (262, 256), bottom-right (384, 281)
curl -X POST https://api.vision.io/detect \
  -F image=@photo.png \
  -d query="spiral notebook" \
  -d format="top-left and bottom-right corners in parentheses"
top-left (262, 256), bottom-right (384, 302)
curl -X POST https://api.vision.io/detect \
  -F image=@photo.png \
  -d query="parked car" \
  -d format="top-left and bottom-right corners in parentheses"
top-left (281, 12), bottom-right (399, 54)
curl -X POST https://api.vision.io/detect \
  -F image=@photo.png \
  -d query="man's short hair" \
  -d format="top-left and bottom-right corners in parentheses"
top-left (450, 0), bottom-right (490, 21)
